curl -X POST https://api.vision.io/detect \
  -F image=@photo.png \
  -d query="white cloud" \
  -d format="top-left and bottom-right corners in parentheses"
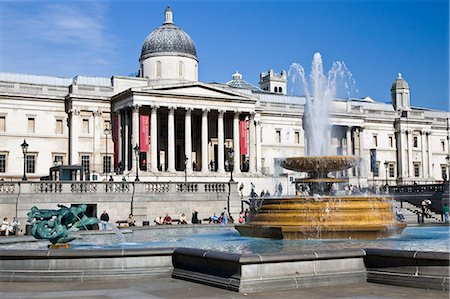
top-left (0, 2), bottom-right (118, 77)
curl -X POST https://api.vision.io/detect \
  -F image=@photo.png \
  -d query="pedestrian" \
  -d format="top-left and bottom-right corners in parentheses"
top-left (221, 207), bottom-right (229, 225)
top-left (421, 199), bottom-right (427, 219)
top-left (443, 204), bottom-right (449, 223)
top-left (108, 175), bottom-right (114, 181)
top-left (277, 183), bottom-right (283, 196)
top-left (10, 217), bottom-right (20, 235)
top-left (239, 183), bottom-right (244, 197)
top-left (127, 214), bottom-right (136, 227)
top-left (100, 210), bottom-right (110, 230)
top-left (1, 217), bottom-right (11, 236)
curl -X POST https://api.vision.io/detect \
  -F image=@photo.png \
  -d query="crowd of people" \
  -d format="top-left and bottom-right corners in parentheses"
top-left (0, 217), bottom-right (20, 236)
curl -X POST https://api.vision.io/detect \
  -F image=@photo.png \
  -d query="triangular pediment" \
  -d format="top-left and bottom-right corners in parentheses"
top-left (137, 82), bottom-right (255, 101)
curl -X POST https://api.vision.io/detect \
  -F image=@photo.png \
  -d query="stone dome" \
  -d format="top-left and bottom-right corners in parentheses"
top-left (391, 73), bottom-right (409, 90)
top-left (140, 7), bottom-right (198, 62)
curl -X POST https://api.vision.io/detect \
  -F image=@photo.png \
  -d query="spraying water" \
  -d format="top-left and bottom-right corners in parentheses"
top-left (289, 52), bottom-right (356, 156)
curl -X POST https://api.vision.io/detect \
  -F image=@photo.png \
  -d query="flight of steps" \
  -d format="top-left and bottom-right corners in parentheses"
top-left (399, 201), bottom-right (443, 224)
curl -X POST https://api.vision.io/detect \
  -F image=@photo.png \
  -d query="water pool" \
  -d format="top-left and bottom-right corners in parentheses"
top-left (4, 225), bottom-right (448, 254)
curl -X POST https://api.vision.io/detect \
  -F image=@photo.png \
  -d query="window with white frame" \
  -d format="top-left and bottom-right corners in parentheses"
top-left (295, 131), bottom-right (300, 144)
top-left (27, 117), bottom-right (35, 133)
top-left (0, 116), bottom-right (5, 132)
top-left (0, 153), bottom-right (6, 172)
top-left (55, 119), bottom-right (63, 134)
top-left (413, 136), bottom-right (418, 148)
top-left (373, 135), bottom-right (378, 147)
top-left (389, 163), bottom-right (395, 178)
top-left (414, 162), bottom-right (421, 178)
top-left (82, 119), bottom-right (89, 134)
top-left (276, 130), bottom-right (281, 143)
top-left (441, 164), bottom-right (448, 180)
top-left (388, 136), bottom-right (393, 148)
top-left (374, 161), bottom-right (380, 177)
top-left (26, 154), bottom-right (36, 173)
top-left (103, 156), bottom-right (112, 174)
top-left (81, 155), bottom-right (90, 173)
top-left (52, 154), bottom-right (64, 166)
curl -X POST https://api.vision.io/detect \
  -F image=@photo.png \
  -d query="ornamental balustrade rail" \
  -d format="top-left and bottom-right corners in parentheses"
top-left (0, 181), bottom-right (231, 195)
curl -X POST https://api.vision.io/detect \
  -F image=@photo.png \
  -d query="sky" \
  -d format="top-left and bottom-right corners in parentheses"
top-left (0, 0), bottom-right (448, 110)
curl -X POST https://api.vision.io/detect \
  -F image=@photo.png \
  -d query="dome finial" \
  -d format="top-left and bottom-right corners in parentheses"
top-left (397, 72), bottom-right (402, 79)
top-left (164, 6), bottom-right (173, 24)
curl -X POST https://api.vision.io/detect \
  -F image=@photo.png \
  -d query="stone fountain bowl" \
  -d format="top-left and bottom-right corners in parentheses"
top-left (280, 156), bottom-right (359, 174)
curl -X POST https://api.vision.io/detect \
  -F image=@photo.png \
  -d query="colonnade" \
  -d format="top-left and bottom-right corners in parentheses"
top-left (114, 105), bottom-right (258, 174)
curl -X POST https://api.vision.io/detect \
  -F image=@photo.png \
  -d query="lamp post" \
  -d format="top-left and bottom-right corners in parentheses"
top-left (104, 127), bottom-right (111, 180)
top-left (21, 139), bottom-right (29, 181)
top-left (133, 144), bottom-right (140, 182)
top-left (184, 155), bottom-right (188, 183)
top-left (227, 149), bottom-right (235, 212)
top-left (384, 160), bottom-right (389, 193)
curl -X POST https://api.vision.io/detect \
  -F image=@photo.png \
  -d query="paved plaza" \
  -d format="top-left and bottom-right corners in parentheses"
top-left (0, 277), bottom-right (447, 299)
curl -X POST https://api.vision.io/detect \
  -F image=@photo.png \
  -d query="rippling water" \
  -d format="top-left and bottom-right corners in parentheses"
top-left (4, 226), bottom-right (448, 254)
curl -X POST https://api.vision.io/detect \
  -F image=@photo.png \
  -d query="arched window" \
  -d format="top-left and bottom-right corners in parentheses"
top-left (279, 87), bottom-right (282, 93)
top-left (179, 61), bottom-right (184, 78)
top-left (274, 86), bottom-right (278, 93)
top-left (156, 61), bottom-right (161, 78)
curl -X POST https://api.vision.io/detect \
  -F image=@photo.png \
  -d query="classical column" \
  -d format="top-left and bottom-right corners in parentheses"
top-left (131, 105), bottom-right (140, 171)
top-left (116, 111), bottom-right (122, 171)
top-left (426, 131), bottom-right (432, 178)
top-left (201, 109), bottom-right (209, 172)
top-left (396, 129), bottom-right (405, 179)
top-left (69, 108), bottom-right (80, 165)
top-left (167, 107), bottom-right (176, 172)
top-left (185, 108), bottom-right (192, 172)
top-left (93, 110), bottom-right (102, 172)
top-left (249, 113), bottom-right (256, 173)
top-left (150, 106), bottom-right (158, 172)
top-left (421, 130), bottom-right (427, 178)
top-left (346, 126), bottom-right (353, 177)
top-left (233, 111), bottom-right (241, 173)
top-left (406, 130), bottom-right (413, 178)
top-left (255, 118), bottom-right (262, 172)
top-left (359, 127), bottom-right (365, 177)
top-left (217, 110), bottom-right (225, 173)
top-left (124, 109), bottom-right (129, 170)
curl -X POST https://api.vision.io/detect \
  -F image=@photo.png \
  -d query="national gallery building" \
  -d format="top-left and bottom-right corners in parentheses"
top-left (0, 7), bottom-right (449, 196)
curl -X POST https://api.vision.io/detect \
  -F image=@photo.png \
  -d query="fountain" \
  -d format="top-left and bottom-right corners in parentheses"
top-left (235, 53), bottom-right (406, 240)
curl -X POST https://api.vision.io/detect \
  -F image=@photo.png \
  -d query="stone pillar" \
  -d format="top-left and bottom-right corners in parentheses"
top-left (93, 110), bottom-right (102, 172)
top-left (124, 109), bottom-right (130, 170)
top-left (69, 108), bottom-right (80, 165)
top-left (185, 108), bottom-right (192, 172)
top-left (359, 127), bottom-right (365, 177)
top-left (346, 126), bottom-right (353, 177)
top-left (427, 131), bottom-right (432, 178)
top-left (167, 107), bottom-right (176, 172)
top-left (255, 118), bottom-right (262, 172)
top-left (131, 105), bottom-right (140, 171)
top-left (117, 111), bottom-right (122, 171)
top-left (217, 110), bottom-right (225, 173)
top-left (421, 130), bottom-right (427, 178)
top-left (249, 113), bottom-right (256, 173)
top-left (150, 106), bottom-right (158, 172)
top-left (396, 129), bottom-right (405, 179)
top-left (233, 111), bottom-right (241, 173)
top-left (201, 109), bottom-right (209, 172)
top-left (407, 130), bottom-right (413, 178)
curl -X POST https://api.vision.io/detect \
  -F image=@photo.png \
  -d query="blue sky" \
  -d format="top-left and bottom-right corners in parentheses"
top-left (0, 0), bottom-right (448, 110)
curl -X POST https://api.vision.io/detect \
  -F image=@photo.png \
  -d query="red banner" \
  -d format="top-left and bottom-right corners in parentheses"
top-left (140, 114), bottom-right (149, 152)
top-left (240, 120), bottom-right (248, 155)
top-left (113, 113), bottom-right (119, 168)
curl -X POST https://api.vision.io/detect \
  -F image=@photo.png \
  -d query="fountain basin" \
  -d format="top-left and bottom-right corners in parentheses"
top-left (280, 156), bottom-right (359, 174)
top-left (236, 196), bottom-right (407, 240)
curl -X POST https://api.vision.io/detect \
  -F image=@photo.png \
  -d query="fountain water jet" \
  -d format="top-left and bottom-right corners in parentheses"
top-left (235, 53), bottom-right (406, 240)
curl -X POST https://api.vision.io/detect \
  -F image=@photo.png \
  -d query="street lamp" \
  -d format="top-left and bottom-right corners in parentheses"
top-left (104, 127), bottom-right (111, 179)
top-left (133, 144), bottom-right (140, 182)
top-left (184, 155), bottom-right (188, 183)
top-left (228, 149), bottom-right (234, 182)
top-left (21, 139), bottom-right (29, 181)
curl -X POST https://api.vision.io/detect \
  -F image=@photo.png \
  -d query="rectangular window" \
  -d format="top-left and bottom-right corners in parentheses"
top-left (56, 119), bottom-right (63, 134)
top-left (0, 154), bottom-right (6, 172)
top-left (388, 136), bottom-right (393, 148)
top-left (295, 131), bottom-right (300, 144)
top-left (276, 130), bottom-right (281, 143)
top-left (389, 163), bottom-right (395, 178)
top-left (83, 119), bottom-right (89, 134)
top-left (103, 156), bottom-right (112, 174)
top-left (27, 118), bottom-right (35, 133)
top-left (0, 116), bottom-right (5, 132)
top-left (374, 161), bottom-right (380, 177)
top-left (53, 155), bottom-right (64, 166)
top-left (372, 135), bottom-right (378, 147)
top-left (81, 155), bottom-right (90, 174)
top-left (413, 136), bottom-right (418, 148)
top-left (441, 165), bottom-right (448, 180)
top-left (414, 162), bottom-right (420, 178)
top-left (26, 155), bottom-right (36, 173)
top-left (442, 141), bottom-right (446, 152)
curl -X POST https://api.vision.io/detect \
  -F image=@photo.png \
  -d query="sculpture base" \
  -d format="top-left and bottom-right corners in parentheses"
top-left (48, 243), bottom-right (71, 249)
top-left (235, 223), bottom-right (407, 240)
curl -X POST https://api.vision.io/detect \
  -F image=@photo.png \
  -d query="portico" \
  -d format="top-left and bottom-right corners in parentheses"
top-left (111, 82), bottom-right (258, 176)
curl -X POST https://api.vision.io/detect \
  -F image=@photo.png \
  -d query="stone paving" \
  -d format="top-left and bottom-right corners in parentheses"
top-left (0, 277), bottom-right (447, 299)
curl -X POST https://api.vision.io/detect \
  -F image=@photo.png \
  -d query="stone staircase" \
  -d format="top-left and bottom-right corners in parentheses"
top-left (399, 201), bottom-right (443, 224)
